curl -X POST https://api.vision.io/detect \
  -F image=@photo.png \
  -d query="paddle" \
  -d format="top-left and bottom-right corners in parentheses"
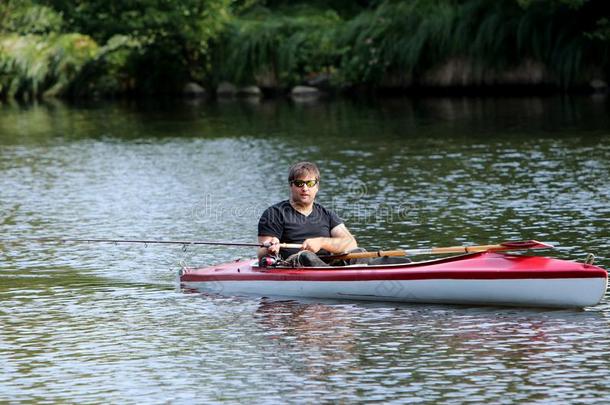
top-left (321, 240), bottom-right (554, 260)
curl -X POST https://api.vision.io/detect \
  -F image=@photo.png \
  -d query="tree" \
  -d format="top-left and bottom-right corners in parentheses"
top-left (41, 0), bottom-right (232, 92)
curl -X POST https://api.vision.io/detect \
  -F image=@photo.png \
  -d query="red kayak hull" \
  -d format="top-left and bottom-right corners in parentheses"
top-left (180, 252), bottom-right (608, 308)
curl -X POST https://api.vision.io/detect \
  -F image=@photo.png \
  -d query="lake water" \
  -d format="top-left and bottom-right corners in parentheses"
top-left (1, 96), bottom-right (609, 403)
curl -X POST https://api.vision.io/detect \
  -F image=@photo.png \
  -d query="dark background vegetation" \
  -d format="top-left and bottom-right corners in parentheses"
top-left (1, 0), bottom-right (609, 99)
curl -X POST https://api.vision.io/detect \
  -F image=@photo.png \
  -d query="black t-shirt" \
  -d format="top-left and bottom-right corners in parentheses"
top-left (258, 200), bottom-right (343, 258)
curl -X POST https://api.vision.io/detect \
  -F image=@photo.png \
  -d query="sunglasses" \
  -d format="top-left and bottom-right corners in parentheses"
top-left (290, 179), bottom-right (318, 188)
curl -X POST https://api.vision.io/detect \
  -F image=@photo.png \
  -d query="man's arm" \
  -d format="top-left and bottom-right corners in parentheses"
top-left (301, 224), bottom-right (357, 254)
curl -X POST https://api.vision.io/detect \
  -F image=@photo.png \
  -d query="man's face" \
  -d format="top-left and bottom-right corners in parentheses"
top-left (289, 171), bottom-right (319, 206)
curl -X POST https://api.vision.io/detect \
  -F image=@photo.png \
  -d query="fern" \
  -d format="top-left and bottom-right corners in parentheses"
top-left (0, 34), bottom-right (99, 99)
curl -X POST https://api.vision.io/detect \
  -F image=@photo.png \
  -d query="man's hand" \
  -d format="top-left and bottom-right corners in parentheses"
top-left (302, 237), bottom-right (324, 253)
top-left (267, 237), bottom-right (281, 255)
top-left (300, 226), bottom-right (358, 255)
top-left (258, 236), bottom-right (280, 258)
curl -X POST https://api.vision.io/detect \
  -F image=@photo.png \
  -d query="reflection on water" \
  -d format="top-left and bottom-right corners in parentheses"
top-left (257, 299), bottom-right (610, 402)
top-left (1, 96), bottom-right (609, 402)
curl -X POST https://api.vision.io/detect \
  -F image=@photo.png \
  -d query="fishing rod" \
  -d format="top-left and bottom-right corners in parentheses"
top-left (2, 237), bottom-right (553, 258)
top-left (0, 237), bottom-right (303, 249)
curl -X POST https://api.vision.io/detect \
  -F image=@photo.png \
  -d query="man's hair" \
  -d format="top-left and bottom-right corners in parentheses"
top-left (288, 161), bottom-right (320, 183)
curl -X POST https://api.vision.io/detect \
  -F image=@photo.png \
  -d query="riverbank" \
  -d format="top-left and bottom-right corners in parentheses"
top-left (1, 0), bottom-right (609, 100)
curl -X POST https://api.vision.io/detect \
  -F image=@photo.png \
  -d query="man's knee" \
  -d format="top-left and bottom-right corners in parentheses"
top-left (286, 251), bottom-right (329, 267)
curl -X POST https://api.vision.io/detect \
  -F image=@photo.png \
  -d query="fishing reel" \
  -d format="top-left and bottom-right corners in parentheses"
top-left (259, 254), bottom-right (281, 268)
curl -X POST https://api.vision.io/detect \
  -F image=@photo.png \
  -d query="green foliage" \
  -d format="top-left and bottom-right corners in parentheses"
top-left (0, 33), bottom-right (98, 99)
top-left (217, 0), bottom-right (609, 89)
top-left (64, 35), bottom-right (143, 97)
top-left (1, 0), bottom-right (232, 97)
top-left (337, 0), bottom-right (607, 86)
top-left (338, 0), bottom-right (457, 83)
top-left (585, 17), bottom-right (610, 41)
top-left (0, 1), bottom-right (100, 98)
top-left (517, 0), bottom-right (589, 8)
top-left (478, 0), bottom-right (609, 86)
top-left (43, 0), bottom-right (232, 92)
top-left (217, 5), bottom-right (342, 86)
top-left (0, 0), bottom-right (64, 35)
top-left (1, 0), bottom-right (609, 98)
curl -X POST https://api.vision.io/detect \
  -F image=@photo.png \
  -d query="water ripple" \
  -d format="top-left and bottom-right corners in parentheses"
top-left (1, 97), bottom-right (609, 402)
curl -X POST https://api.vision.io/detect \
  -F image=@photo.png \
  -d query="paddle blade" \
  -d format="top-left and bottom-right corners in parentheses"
top-left (497, 240), bottom-right (554, 250)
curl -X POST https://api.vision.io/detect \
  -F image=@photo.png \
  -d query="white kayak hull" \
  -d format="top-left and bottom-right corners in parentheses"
top-left (183, 277), bottom-right (607, 308)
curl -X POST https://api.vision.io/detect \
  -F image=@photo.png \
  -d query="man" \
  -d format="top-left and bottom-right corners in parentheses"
top-left (257, 161), bottom-right (358, 267)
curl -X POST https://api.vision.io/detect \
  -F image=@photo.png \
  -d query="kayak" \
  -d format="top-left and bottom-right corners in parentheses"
top-left (179, 252), bottom-right (608, 308)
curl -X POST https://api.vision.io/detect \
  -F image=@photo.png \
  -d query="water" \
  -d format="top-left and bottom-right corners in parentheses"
top-left (1, 96), bottom-right (609, 403)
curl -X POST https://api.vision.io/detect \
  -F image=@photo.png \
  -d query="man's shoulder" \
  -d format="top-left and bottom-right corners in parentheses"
top-left (313, 202), bottom-right (343, 226)
top-left (258, 201), bottom-right (290, 231)
top-left (313, 202), bottom-right (338, 216)
top-left (261, 200), bottom-right (290, 216)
